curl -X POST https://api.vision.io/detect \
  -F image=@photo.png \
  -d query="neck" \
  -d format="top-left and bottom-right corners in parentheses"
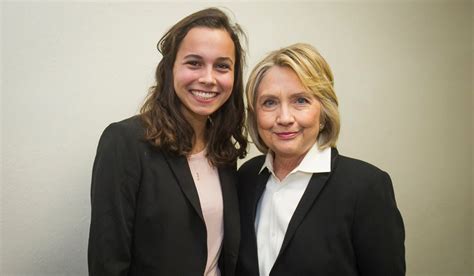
top-left (191, 122), bottom-right (207, 154)
top-left (192, 136), bottom-right (206, 154)
top-left (182, 108), bottom-right (208, 154)
top-left (273, 154), bottom-right (305, 181)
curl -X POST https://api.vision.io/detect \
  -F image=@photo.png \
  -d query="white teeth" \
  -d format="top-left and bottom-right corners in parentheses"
top-left (191, 90), bottom-right (217, 99)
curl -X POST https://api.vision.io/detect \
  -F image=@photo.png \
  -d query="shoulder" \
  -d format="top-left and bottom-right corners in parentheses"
top-left (101, 116), bottom-right (144, 140)
top-left (237, 155), bottom-right (266, 192)
top-left (236, 155), bottom-right (266, 199)
top-left (333, 152), bottom-right (393, 194)
top-left (96, 115), bottom-right (147, 155)
top-left (238, 155), bottom-right (266, 176)
top-left (335, 152), bottom-right (387, 178)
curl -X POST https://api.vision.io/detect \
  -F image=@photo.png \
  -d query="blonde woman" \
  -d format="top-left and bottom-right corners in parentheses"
top-left (236, 43), bottom-right (405, 276)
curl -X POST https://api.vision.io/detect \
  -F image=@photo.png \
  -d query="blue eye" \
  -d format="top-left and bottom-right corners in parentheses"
top-left (262, 99), bottom-right (276, 107)
top-left (295, 97), bottom-right (309, 104)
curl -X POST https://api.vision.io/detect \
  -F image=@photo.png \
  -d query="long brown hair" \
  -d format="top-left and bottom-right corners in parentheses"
top-left (140, 8), bottom-right (247, 166)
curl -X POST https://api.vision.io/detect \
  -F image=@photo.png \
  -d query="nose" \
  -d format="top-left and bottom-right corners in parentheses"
top-left (198, 66), bottom-right (216, 86)
top-left (276, 104), bottom-right (294, 126)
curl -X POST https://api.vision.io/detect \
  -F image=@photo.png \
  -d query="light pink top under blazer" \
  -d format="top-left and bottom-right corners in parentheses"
top-left (188, 149), bottom-right (224, 276)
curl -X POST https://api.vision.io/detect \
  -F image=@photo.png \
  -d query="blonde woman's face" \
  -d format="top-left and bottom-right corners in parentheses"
top-left (256, 66), bottom-right (322, 159)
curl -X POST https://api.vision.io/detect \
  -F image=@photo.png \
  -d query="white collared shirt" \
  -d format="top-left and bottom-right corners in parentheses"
top-left (255, 143), bottom-right (331, 276)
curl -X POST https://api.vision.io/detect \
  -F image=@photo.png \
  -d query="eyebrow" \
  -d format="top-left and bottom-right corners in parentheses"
top-left (258, 90), bottom-right (310, 97)
top-left (290, 91), bottom-right (312, 97)
top-left (216, 57), bottom-right (234, 65)
top-left (183, 54), bottom-right (234, 65)
top-left (183, 54), bottom-right (202, 60)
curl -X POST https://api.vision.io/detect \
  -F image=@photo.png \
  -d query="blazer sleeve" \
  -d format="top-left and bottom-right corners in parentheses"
top-left (352, 170), bottom-right (406, 276)
top-left (88, 123), bottom-right (141, 276)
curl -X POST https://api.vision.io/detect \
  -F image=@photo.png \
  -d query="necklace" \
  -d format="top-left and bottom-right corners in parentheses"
top-left (188, 148), bottom-right (206, 182)
top-left (195, 171), bottom-right (200, 181)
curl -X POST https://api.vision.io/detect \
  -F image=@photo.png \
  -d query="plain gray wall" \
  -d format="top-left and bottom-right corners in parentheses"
top-left (1, 1), bottom-right (473, 275)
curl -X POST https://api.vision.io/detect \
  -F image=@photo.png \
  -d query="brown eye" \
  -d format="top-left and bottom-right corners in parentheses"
top-left (216, 63), bottom-right (231, 71)
top-left (186, 60), bottom-right (201, 68)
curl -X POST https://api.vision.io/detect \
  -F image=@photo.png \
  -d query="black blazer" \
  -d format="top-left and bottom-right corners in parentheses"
top-left (88, 116), bottom-right (240, 276)
top-left (236, 148), bottom-right (405, 276)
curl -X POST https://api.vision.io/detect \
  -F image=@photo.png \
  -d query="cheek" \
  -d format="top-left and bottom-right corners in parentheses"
top-left (174, 68), bottom-right (195, 88)
top-left (220, 74), bottom-right (235, 92)
top-left (256, 115), bottom-right (275, 146)
top-left (256, 110), bottom-right (274, 130)
top-left (256, 118), bottom-right (272, 146)
top-left (173, 71), bottom-right (184, 89)
top-left (300, 106), bottom-right (321, 127)
top-left (299, 114), bottom-right (320, 128)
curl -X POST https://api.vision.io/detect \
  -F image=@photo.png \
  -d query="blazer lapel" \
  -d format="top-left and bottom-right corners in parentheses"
top-left (163, 151), bottom-right (204, 222)
top-left (276, 148), bottom-right (339, 260)
top-left (253, 169), bottom-right (270, 221)
top-left (248, 168), bottom-right (270, 275)
top-left (219, 165), bottom-right (240, 275)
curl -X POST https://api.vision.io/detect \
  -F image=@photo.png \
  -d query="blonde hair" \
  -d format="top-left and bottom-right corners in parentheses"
top-left (246, 43), bottom-right (340, 153)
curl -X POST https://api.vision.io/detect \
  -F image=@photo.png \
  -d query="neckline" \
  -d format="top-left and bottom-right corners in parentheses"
top-left (188, 148), bottom-right (206, 160)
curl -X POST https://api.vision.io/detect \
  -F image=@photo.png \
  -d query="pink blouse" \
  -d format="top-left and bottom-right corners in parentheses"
top-left (188, 149), bottom-right (223, 276)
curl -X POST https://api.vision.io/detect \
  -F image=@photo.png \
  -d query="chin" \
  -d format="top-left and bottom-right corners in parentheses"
top-left (273, 149), bottom-right (302, 158)
top-left (192, 107), bottom-right (217, 117)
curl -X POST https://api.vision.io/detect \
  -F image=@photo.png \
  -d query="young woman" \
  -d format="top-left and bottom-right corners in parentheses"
top-left (88, 8), bottom-right (247, 276)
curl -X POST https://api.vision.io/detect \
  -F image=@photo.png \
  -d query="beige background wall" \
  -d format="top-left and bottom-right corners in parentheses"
top-left (1, 1), bottom-right (472, 275)
top-left (471, 1), bottom-right (473, 274)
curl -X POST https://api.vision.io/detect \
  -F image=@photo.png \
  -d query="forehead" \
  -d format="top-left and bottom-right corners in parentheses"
top-left (177, 27), bottom-right (235, 60)
top-left (257, 66), bottom-right (307, 96)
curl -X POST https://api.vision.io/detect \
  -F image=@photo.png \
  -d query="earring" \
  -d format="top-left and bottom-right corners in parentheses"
top-left (319, 123), bottom-right (324, 130)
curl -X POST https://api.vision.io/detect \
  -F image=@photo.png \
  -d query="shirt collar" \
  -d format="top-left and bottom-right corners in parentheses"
top-left (259, 143), bottom-right (331, 175)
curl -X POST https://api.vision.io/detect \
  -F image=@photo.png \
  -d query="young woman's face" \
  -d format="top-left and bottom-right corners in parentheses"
top-left (173, 27), bottom-right (235, 123)
top-left (256, 66), bottom-right (322, 160)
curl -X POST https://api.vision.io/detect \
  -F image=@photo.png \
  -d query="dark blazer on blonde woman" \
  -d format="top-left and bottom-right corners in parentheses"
top-left (88, 116), bottom-right (240, 276)
top-left (236, 148), bottom-right (405, 276)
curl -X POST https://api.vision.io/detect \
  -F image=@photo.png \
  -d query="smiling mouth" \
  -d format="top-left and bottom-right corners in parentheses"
top-left (190, 90), bottom-right (218, 100)
top-left (275, 131), bottom-right (299, 139)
